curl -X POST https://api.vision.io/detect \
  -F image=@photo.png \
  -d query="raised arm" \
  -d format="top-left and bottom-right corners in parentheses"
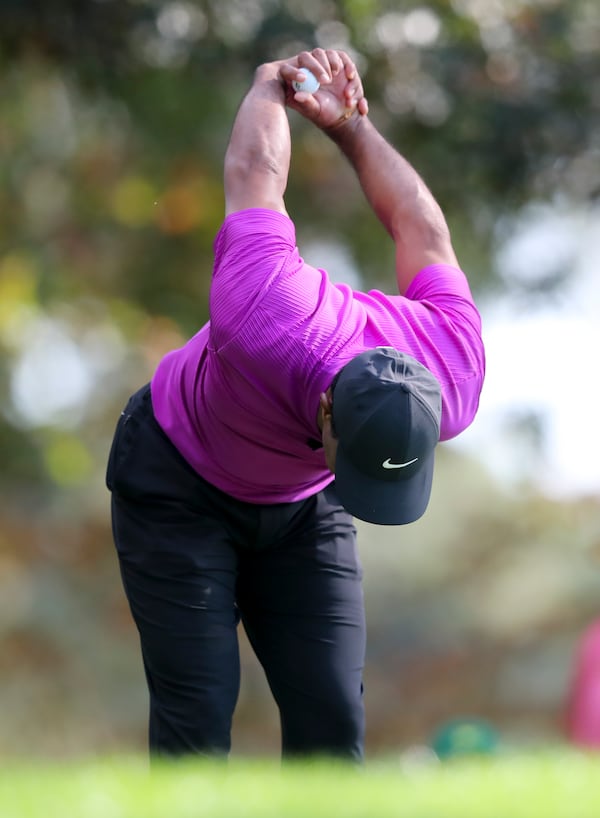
top-left (281, 51), bottom-right (458, 294)
top-left (224, 63), bottom-right (292, 216)
top-left (224, 49), bottom-right (369, 217)
top-left (325, 113), bottom-right (459, 293)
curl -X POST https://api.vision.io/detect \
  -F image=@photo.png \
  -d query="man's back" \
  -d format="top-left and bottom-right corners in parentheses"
top-left (151, 209), bottom-right (484, 503)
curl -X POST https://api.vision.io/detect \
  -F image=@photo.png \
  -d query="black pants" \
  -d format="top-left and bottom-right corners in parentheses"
top-left (107, 384), bottom-right (366, 761)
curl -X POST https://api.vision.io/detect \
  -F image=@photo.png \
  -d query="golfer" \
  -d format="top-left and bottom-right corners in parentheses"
top-left (107, 48), bottom-right (485, 761)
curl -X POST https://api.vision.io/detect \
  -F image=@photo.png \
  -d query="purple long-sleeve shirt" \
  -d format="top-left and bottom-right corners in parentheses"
top-left (151, 209), bottom-right (485, 503)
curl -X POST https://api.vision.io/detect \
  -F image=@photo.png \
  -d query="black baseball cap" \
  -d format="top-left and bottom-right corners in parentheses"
top-left (331, 347), bottom-right (442, 525)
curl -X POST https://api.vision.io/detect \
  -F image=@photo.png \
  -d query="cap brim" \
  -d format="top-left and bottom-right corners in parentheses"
top-left (334, 447), bottom-right (435, 525)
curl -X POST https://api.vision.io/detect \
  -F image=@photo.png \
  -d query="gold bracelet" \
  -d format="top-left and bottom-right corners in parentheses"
top-left (328, 107), bottom-right (356, 130)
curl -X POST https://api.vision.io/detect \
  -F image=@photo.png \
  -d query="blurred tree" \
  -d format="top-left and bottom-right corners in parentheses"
top-left (1, 1), bottom-right (598, 315)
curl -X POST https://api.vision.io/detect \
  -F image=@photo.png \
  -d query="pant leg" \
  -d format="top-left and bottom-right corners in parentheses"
top-left (107, 386), bottom-right (241, 757)
top-left (237, 484), bottom-right (366, 762)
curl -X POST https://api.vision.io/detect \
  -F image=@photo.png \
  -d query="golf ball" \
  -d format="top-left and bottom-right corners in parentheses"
top-left (292, 69), bottom-right (320, 94)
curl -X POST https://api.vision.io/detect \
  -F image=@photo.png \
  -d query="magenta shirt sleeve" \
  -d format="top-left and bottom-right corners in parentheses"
top-left (402, 264), bottom-right (485, 441)
top-left (210, 209), bottom-right (298, 351)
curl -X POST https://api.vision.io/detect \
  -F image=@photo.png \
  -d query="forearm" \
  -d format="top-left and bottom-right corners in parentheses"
top-left (325, 114), bottom-right (457, 292)
top-left (224, 64), bottom-right (291, 215)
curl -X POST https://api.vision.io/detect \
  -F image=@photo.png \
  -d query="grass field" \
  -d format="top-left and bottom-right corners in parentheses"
top-left (2, 749), bottom-right (599, 818)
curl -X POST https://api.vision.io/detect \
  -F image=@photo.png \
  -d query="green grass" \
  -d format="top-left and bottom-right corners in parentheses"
top-left (2, 749), bottom-right (599, 818)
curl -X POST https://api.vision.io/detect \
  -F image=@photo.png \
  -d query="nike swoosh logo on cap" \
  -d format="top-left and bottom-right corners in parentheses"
top-left (382, 457), bottom-right (419, 470)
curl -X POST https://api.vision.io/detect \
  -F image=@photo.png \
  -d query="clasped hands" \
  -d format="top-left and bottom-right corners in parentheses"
top-left (276, 48), bottom-right (369, 131)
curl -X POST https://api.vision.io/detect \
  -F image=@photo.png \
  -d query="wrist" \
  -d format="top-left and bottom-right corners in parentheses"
top-left (255, 61), bottom-right (284, 86)
top-left (323, 108), bottom-right (368, 144)
top-left (247, 63), bottom-right (287, 108)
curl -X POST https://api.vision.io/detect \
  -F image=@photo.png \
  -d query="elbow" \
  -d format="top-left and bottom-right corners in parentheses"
top-left (224, 147), bottom-right (283, 187)
top-left (224, 148), bottom-right (288, 213)
top-left (404, 211), bottom-right (454, 260)
top-left (393, 207), bottom-right (458, 289)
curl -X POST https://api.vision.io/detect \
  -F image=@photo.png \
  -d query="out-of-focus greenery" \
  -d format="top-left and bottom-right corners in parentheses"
top-left (0, 0), bottom-right (599, 758)
top-left (2, 751), bottom-right (600, 818)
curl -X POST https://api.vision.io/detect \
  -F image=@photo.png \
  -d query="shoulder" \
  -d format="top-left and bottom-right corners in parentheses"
top-left (405, 263), bottom-right (478, 306)
top-left (214, 208), bottom-right (296, 257)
